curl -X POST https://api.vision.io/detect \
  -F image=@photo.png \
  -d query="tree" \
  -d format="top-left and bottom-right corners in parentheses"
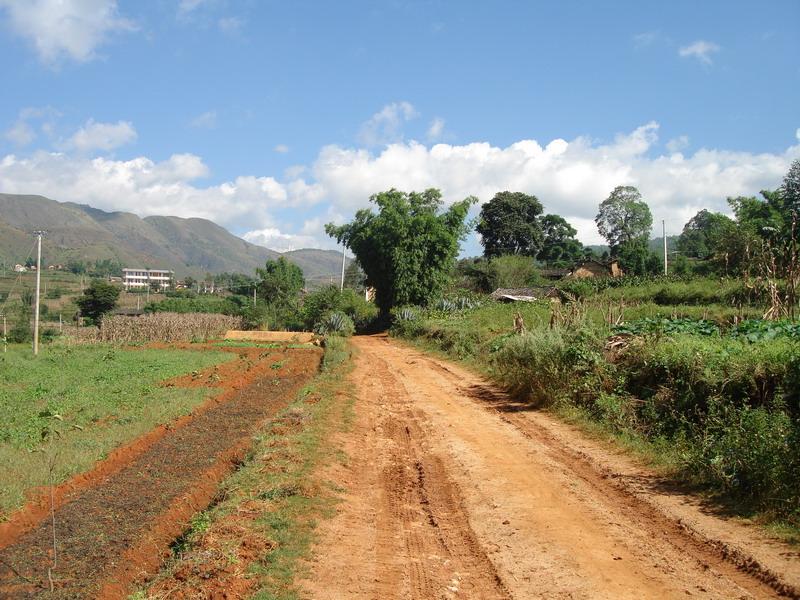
top-left (326, 188), bottom-right (476, 314)
top-left (476, 191), bottom-right (544, 258)
top-left (595, 186), bottom-right (653, 256)
top-left (677, 209), bottom-right (735, 260)
top-left (780, 158), bottom-right (800, 218)
top-left (256, 257), bottom-right (305, 306)
top-left (76, 280), bottom-right (120, 325)
top-left (538, 214), bottom-right (584, 265)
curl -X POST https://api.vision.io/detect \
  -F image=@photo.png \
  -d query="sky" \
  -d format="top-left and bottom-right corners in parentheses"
top-left (0, 0), bottom-right (798, 256)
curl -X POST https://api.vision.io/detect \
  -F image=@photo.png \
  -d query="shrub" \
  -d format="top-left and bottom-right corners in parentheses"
top-left (313, 311), bottom-right (355, 337)
top-left (683, 402), bottom-right (798, 511)
top-left (490, 328), bottom-right (604, 406)
top-left (302, 286), bottom-right (378, 332)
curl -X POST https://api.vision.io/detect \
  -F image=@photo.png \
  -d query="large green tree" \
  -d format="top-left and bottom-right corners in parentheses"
top-left (256, 257), bottom-right (304, 305)
top-left (76, 280), bottom-right (120, 325)
top-left (595, 185), bottom-right (653, 255)
top-left (677, 209), bottom-right (736, 260)
top-left (476, 191), bottom-right (544, 258)
top-left (538, 214), bottom-right (584, 265)
top-left (326, 188), bottom-right (476, 314)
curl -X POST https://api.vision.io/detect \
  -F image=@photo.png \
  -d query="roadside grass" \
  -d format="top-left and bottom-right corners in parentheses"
top-left (139, 336), bottom-right (354, 599)
top-left (0, 342), bottom-right (236, 517)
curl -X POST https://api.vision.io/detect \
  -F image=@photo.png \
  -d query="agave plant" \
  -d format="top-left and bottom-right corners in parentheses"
top-left (314, 311), bottom-right (355, 337)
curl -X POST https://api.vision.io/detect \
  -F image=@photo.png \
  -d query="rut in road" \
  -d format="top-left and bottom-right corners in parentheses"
top-left (303, 336), bottom-right (798, 600)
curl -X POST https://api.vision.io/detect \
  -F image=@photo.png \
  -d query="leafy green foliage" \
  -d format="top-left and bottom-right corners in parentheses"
top-left (613, 317), bottom-right (719, 337)
top-left (539, 214), bottom-right (585, 265)
top-left (595, 185), bottom-right (653, 254)
top-left (326, 188), bottom-right (475, 314)
top-left (256, 257), bottom-right (305, 305)
top-left (313, 311), bottom-right (355, 337)
top-left (301, 285), bottom-right (378, 331)
top-left (476, 191), bottom-right (544, 258)
top-left (677, 209), bottom-right (736, 260)
top-left (145, 296), bottom-right (242, 315)
top-left (76, 279), bottom-right (121, 324)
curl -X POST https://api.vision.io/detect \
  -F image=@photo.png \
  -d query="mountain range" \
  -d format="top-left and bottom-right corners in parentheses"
top-left (0, 193), bottom-right (345, 283)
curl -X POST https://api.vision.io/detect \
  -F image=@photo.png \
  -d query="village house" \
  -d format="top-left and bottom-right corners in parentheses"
top-left (122, 268), bottom-right (174, 291)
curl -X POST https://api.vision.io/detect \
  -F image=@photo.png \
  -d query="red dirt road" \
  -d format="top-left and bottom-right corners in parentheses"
top-left (303, 336), bottom-right (800, 599)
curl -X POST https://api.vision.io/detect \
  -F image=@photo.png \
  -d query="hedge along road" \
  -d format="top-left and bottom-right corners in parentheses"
top-left (0, 345), bottom-right (321, 599)
top-left (303, 336), bottom-right (800, 600)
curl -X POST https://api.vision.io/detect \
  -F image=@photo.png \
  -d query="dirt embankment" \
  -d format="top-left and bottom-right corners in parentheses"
top-left (303, 336), bottom-right (799, 599)
top-left (0, 345), bottom-right (321, 599)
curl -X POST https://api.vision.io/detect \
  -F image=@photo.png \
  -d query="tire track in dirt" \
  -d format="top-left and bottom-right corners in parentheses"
top-left (0, 347), bottom-right (321, 599)
top-left (302, 342), bottom-right (508, 599)
top-left (305, 336), bottom-right (798, 599)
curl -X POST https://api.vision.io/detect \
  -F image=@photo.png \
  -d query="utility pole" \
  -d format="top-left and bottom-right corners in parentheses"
top-left (340, 244), bottom-right (346, 292)
top-left (663, 220), bottom-right (668, 276)
top-left (2, 313), bottom-right (6, 353)
top-left (253, 285), bottom-right (257, 307)
top-left (33, 230), bottom-right (45, 355)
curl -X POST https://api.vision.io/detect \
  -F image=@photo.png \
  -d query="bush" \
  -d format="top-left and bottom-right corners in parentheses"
top-left (313, 311), bottom-right (355, 337)
top-left (490, 328), bottom-right (604, 406)
top-left (302, 286), bottom-right (378, 332)
top-left (683, 402), bottom-right (798, 512)
top-left (8, 305), bottom-right (31, 344)
top-left (145, 296), bottom-right (239, 315)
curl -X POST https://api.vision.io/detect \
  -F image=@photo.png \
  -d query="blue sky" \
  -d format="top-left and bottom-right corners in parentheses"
top-left (0, 0), bottom-right (798, 254)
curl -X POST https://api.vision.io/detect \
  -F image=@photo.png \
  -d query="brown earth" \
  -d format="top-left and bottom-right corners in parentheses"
top-left (0, 345), bottom-right (321, 599)
top-left (302, 335), bottom-right (800, 599)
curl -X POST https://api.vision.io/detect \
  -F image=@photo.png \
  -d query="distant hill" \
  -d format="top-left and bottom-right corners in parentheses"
top-left (0, 193), bottom-right (345, 283)
top-left (586, 236), bottom-right (679, 258)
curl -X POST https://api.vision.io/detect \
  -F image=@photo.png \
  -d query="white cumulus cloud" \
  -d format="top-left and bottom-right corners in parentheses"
top-left (679, 40), bottom-right (720, 65)
top-left (357, 101), bottom-right (418, 147)
top-left (242, 228), bottom-right (319, 252)
top-left (0, 0), bottom-right (135, 64)
top-left (63, 119), bottom-right (137, 152)
top-left (1, 122), bottom-right (797, 250)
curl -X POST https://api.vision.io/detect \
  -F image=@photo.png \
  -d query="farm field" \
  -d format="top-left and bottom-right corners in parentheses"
top-left (0, 341), bottom-right (322, 597)
top-left (0, 342), bottom-right (236, 516)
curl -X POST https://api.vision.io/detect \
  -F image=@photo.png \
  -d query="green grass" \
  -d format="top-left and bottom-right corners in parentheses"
top-left (0, 342), bottom-right (236, 517)
top-left (139, 336), bottom-right (354, 599)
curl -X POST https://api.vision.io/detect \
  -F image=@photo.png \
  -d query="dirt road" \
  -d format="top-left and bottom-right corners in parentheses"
top-left (303, 336), bottom-right (800, 599)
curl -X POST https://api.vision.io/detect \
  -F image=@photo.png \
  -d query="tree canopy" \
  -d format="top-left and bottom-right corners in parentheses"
top-left (326, 188), bottom-right (476, 314)
top-left (76, 280), bottom-right (120, 325)
top-left (538, 214), bottom-right (584, 265)
top-left (256, 257), bottom-right (305, 305)
top-left (677, 209), bottom-right (735, 260)
top-left (595, 186), bottom-right (653, 254)
top-left (476, 191), bottom-right (544, 258)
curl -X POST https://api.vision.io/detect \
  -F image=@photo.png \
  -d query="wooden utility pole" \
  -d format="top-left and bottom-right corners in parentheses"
top-left (2, 313), bottom-right (7, 353)
top-left (663, 220), bottom-right (668, 276)
top-left (33, 230), bottom-right (45, 355)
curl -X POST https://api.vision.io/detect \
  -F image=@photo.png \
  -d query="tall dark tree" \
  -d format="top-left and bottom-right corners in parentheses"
top-left (677, 209), bottom-right (736, 259)
top-left (256, 257), bottom-right (305, 305)
top-left (76, 280), bottom-right (121, 325)
top-left (476, 191), bottom-right (544, 258)
top-left (326, 188), bottom-right (475, 314)
top-left (538, 214), bottom-right (584, 265)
